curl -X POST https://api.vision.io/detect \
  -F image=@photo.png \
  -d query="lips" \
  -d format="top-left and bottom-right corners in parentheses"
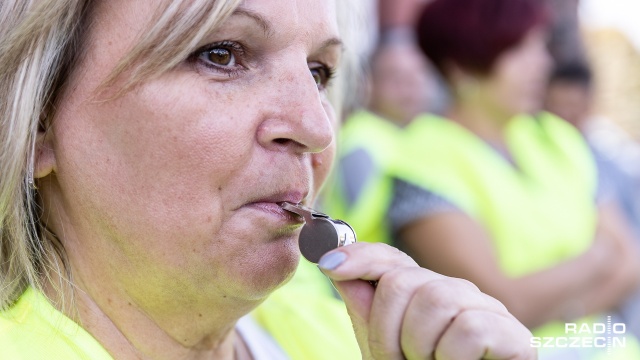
top-left (241, 190), bottom-right (309, 225)
top-left (249, 191), bottom-right (307, 205)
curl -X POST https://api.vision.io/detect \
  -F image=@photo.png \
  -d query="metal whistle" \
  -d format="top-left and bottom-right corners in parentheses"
top-left (278, 202), bottom-right (357, 264)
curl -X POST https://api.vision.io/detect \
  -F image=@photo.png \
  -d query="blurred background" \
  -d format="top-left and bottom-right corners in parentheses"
top-left (325, 1), bottom-right (640, 358)
top-left (343, 0), bottom-right (640, 168)
top-left (581, 0), bottom-right (640, 174)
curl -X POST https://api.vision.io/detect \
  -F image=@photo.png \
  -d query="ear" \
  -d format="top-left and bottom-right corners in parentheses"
top-left (34, 130), bottom-right (56, 180)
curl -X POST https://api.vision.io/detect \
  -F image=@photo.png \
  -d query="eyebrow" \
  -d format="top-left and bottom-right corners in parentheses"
top-left (232, 8), bottom-right (344, 51)
top-left (233, 8), bottom-right (274, 37)
top-left (319, 37), bottom-right (344, 52)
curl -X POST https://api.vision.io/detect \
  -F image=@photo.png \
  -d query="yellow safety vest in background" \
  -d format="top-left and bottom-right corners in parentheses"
top-left (397, 113), bottom-right (597, 277)
top-left (322, 110), bottom-right (402, 246)
top-left (251, 260), bottom-right (361, 360)
top-left (394, 112), bottom-right (639, 359)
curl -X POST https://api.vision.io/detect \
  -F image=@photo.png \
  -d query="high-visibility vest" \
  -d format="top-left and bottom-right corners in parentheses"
top-left (0, 288), bottom-right (114, 360)
top-left (397, 113), bottom-right (598, 277)
top-left (251, 260), bottom-right (361, 359)
top-left (322, 110), bottom-right (403, 246)
top-left (394, 112), bottom-right (640, 359)
top-left (0, 270), bottom-right (361, 360)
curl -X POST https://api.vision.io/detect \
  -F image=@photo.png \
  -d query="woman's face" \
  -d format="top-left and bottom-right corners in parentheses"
top-left (370, 44), bottom-right (432, 126)
top-left (480, 28), bottom-right (552, 117)
top-left (43, 0), bottom-right (341, 306)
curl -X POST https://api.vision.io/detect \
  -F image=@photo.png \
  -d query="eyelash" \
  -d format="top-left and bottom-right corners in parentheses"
top-left (311, 64), bottom-right (337, 91)
top-left (191, 40), bottom-right (246, 77)
top-left (191, 40), bottom-right (337, 90)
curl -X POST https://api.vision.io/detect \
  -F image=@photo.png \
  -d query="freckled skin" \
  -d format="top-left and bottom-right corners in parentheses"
top-left (37, 0), bottom-right (340, 352)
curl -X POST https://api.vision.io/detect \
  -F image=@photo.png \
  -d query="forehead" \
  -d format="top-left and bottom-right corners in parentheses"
top-left (84, 0), bottom-right (341, 95)
top-left (236, 0), bottom-right (339, 46)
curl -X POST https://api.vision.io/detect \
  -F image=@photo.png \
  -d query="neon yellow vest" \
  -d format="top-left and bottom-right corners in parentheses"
top-left (395, 112), bottom-right (640, 359)
top-left (251, 260), bottom-right (361, 359)
top-left (322, 111), bottom-right (401, 245)
top-left (0, 273), bottom-right (360, 359)
top-left (397, 113), bottom-right (597, 277)
top-left (0, 288), bottom-right (113, 360)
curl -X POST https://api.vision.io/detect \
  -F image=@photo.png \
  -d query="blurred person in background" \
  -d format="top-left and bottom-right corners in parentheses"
top-left (546, 62), bottom-right (640, 338)
top-left (546, 62), bottom-right (640, 238)
top-left (321, 39), bottom-right (436, 246)
top-left (545, 63), bottom-right (594, 130)
top-left (369, 42), bottom-right (435, 128)
top-left (383, 0), bottom-right (640, 358)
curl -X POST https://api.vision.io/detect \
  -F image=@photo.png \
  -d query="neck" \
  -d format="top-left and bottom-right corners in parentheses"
top-left (43, 259), bottom-right (255, 360)
top-left (448, 100), bottom-right (513, 150)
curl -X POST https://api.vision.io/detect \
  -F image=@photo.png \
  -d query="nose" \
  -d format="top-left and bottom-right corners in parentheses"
top-left (256, 62), bottom-right (335, 155)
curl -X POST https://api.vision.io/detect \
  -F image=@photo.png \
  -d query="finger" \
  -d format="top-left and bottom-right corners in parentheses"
top-left (434, 310), bottom-right (536, 360)
top-left (318, 243), bottom-right (412, 327)
top-left (367, 267), bottom-right (432, 359)
top-left (320, 243), bottom-right (423, 359)
top-left (318, 242), bottom-right (424, 282)
top-left (400, 279), bottom-right (509, 360)
top-left (332, 279), bottom-right (376, 360)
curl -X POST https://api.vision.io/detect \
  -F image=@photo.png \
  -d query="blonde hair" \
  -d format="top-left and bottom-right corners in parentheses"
top-left (331, 0), bottom-right (373, 118)
top-left (0, 0), bottom-right (243, 310)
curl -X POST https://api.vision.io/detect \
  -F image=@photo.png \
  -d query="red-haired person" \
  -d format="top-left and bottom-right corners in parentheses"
top-left (388, 0), bottom-right (640, 358)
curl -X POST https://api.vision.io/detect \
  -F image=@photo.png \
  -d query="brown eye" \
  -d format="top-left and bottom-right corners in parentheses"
top-left (206, 48), bottom-right (234, 66)
top-left (309, 65), bottom-right (335, 90)
top-left (196, 41), bottom-right (244, 70)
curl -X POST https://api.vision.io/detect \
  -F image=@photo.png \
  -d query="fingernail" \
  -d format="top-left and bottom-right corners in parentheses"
top-left (318, 251), bottom-right (347, 271)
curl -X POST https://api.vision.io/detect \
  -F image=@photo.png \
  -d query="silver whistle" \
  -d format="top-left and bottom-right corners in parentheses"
top-left (279, 202), bottom-right (357, 264)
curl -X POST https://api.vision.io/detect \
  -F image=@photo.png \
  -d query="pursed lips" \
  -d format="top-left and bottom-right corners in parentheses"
top-left (241, 190), bottom-right (309, 224)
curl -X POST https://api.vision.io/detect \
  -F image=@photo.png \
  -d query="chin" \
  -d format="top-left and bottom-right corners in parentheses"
top-left (234, 235), bottom-right (301, 300)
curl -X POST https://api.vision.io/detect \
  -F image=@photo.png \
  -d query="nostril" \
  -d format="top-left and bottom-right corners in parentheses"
top-left (272, 137), bottom-right (306, 151)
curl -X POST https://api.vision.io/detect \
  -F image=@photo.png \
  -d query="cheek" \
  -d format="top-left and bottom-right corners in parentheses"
top-left (116, 81), bottom-right (248, 205)
top-left (54, 74), bottom-right (257, 256)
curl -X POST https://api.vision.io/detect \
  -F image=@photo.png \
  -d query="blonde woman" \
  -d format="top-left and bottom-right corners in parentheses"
top-left (0, 0), bottom-right (534, 359)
